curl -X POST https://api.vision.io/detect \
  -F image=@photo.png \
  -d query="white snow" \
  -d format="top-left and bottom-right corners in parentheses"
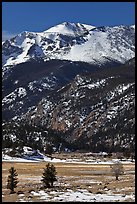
top-left (2, 91), bottom-right (17, 104)
top-left (82, 79), bottom-right (106, 89)
top-left (28, 76), bottom-right (57, 92)
top-left (2, 87), bottom-right (27, 104)
top-left (28, 188), bottom-right (135, 202)
top-left (18, 87), bottom-right (27, 98)
top-left (106, 83), bottom-right (134, 102)
top-left (2, 154), bottom-right (40, 162)
top-left (62, 26), bottom-right (135, 63)
top-left (14, 80), bottom-right (19, 84)
top-left (45, 22), bottom-right (95, 36)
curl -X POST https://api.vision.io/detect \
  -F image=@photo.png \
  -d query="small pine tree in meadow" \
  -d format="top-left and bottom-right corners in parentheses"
top-left (7, 167), bottom-right (18, 194)
top-left (41, 163), bottom-right (57, 188)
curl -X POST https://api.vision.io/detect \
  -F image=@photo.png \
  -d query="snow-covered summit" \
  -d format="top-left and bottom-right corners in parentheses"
top-left (2, 22), bottom-right (135, 68)
top-left (45, 22), bottom-right (95, 36)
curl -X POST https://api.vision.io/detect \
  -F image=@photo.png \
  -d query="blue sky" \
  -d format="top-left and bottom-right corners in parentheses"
top-left (2, 2), bottom-right (135, 41)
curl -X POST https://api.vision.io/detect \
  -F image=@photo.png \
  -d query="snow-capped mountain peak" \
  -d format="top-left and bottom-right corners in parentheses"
top-left (2, 22), bottom-right (135, 69)
top-left (44, 22), bottom-right (96, 36)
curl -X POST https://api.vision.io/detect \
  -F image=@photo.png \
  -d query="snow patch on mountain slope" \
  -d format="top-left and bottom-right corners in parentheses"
top-left (63, 26), bottom-right (135, 63)
top-left (5, 37), bottom-right (33, 66)
top-left (2, 87), bottom-right (27, 104)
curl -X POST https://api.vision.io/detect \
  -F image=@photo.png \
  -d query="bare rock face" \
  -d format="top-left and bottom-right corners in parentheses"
top-left (17, 58), bottom-right (134, 152)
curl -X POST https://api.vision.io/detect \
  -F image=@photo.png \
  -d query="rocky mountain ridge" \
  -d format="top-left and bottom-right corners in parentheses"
top-left (2, 22), bottom-right (135, 69)
top-left (23, 58), bottom-right (135, 152)
top-left (2, 58), bottom-right (135, 152)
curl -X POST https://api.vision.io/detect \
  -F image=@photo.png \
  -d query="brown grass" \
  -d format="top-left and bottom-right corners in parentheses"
top-left (2, 155), bottom-right (135, 202)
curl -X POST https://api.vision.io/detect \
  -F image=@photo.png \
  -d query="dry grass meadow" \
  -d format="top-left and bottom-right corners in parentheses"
top-left (2, 153), bottom-right (135, 202)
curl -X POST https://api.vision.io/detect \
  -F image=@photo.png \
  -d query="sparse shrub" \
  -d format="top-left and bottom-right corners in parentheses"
top-left (110, 161), bottom-right (124, 180)
top-left (131, 152), bottom-right (135, 161)
top-left (45, 143), bottom-right (54, 159)
top-left (8, 147), bottom-right (19, 157)
top-left (123, 149), bottom-right (131, 159)
top-left (7, 167), bottom-right (18, 194)
top-left (41, 163), bottom-right (57, 188)
top-left (108, 152), bottom-right (112, 158)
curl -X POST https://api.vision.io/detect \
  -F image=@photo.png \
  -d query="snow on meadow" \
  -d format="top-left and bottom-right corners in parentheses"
top-left (2, 147), bottom-right (135, 164)
top-left (16, 189), bottom-right (135, 202)
top-left (2, 153), bottom-right (135, 165)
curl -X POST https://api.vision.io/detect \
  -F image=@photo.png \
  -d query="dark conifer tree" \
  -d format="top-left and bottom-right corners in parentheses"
top-left (7, 167), bottom-right (18, 194)
top-left (41, 163), bottom-right (57, 188)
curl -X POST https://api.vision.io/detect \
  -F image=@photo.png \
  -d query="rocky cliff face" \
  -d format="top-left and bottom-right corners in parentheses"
top-left (21, 58), bottom-right (135, 152)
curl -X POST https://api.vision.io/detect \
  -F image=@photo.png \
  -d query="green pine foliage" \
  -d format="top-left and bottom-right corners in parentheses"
top-left (41, 163), bottom-right (57, 188)
top-left (7, 167), bottom-right (19, 194)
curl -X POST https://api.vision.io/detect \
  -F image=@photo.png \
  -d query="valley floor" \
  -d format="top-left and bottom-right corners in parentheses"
top-left (2, 153), bottom-right (135, 202)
